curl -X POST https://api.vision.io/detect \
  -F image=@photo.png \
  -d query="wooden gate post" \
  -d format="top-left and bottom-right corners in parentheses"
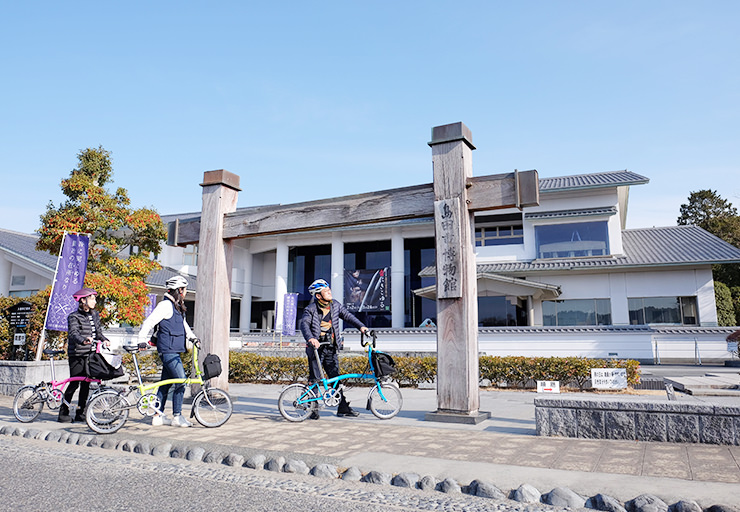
top-left (194, 169), bottom-right (240, 391)
top-left (426, 122), bottom-right (490, 424)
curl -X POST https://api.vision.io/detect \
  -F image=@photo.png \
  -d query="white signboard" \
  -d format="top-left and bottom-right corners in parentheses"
top-left (13, 333), bottom-right (26, 346)
top-left (536, 380), bottom-right (560, 393)
top-left (591, 368), bottom-right (627, 390)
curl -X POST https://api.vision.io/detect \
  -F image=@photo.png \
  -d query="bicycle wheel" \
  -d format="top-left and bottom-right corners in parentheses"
top-left (368, 382), bottom-right (402, 419)
top-left (278, 383), bottom-right (317, 422)
top-left (13, 385), bottom-right (44, 423)
top-left (86, 391), bottom-right (129, 434)
top-left (192, 387), bottom-right (233, 427)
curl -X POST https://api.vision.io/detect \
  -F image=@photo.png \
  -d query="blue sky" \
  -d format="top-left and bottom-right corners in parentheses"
top-left (2, 1), bottom-right (738, 235)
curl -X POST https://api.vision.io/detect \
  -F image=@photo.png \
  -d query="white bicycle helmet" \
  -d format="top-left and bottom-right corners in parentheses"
top-left (308, 279), bottom-right (330, 296)
top-left (165, 275), bottom-right (189, 290)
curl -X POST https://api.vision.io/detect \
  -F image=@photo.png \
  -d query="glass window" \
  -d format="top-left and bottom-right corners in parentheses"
top-left (475, 226), bottom-right (524, 247)
top-left (405, 238), bottom-right (436, 327)
top-left (478, 296), bottom-right (527, 326)
top-left (9, 290), bottom-right (34, 297)
top-left (474, 213), bottom-right (524, 247)
top-left (535, 221), bottom-right (609, 259)
top-left (183, 244), bottom-right (198, 266)
top-left (344, 241), bottom-right (392, 328)
top-left (288, 245), bottom-right (332, 304)
top-left (628, 297), bottom-right (698, 325)
top-left (542, 299), bottom-right (612, 326)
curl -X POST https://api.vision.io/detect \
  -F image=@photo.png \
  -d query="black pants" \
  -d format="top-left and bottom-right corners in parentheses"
top-left (63, 355), bottom-right (90, 413)
top-left (307, 344), bottom-right (351, 412)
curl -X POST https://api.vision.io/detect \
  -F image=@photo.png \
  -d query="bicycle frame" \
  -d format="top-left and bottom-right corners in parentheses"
top-left (40, 350), bottom-right (102, 406)
top-left (117, 341), bottom-right (209, 417)
top-left (302, 332), bottom-right (393, 408)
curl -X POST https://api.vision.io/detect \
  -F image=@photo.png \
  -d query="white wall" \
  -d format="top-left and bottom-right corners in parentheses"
top-left (0, 254), bottom-right (54, 296)
top-left (526, 267), bottom-right (718, 327)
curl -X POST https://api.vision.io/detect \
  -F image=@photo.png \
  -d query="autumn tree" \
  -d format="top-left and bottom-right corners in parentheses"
top-left (36, 146), bottom-right (167, 327)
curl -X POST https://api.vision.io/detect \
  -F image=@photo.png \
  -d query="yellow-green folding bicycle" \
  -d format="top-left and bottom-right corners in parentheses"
top-left (85, 339), bottom-right (232, 434)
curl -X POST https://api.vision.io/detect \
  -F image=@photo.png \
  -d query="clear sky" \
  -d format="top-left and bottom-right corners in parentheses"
top-left (2, 1), bottom-right (738, 235)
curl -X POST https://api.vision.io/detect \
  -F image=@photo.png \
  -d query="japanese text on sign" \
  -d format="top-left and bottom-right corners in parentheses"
top-left (434, 198), bottom-right (462, 299)
top-left (590, 368), bottom-right (627, 389)
top-left (536, 380), bottom-right (560, 393)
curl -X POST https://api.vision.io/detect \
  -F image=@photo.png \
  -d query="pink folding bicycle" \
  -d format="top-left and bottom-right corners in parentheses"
top-left (12, 348), bottom-right (110, 423)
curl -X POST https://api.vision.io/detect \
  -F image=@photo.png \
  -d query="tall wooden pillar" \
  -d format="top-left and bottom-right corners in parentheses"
top-left (426, 122), bottom-right (489, 423)
top-left (195, 169), bottom-right (240, 390)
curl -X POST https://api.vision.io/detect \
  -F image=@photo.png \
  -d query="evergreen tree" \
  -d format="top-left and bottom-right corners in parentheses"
top-left (678, 190), bottom-right (740, 247)
top-left (714, 281), bottom-right (736, 326)
top-left (678, 190), bottom-right (740, 292)
top-left (36, 146), bottom-right (167, 326)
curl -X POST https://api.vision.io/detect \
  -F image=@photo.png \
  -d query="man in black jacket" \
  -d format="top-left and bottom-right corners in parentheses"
top-left (61, 288), bottom-right (109, 422)
top-left (300, 279), bottom-right (368, 419)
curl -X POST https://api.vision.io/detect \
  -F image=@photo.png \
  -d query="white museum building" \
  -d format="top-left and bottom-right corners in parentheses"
top-left (2, 169), bottom-right (740, 363)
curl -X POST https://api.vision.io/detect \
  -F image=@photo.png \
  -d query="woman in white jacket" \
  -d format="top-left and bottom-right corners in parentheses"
top-left (137, 275), bottom-right (196, 427)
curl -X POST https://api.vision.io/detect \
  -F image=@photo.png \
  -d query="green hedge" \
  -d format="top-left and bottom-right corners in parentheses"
top-left (222, 352), bottom-right (641, 389)
top-left (479, 355), bottom-right (641, 389)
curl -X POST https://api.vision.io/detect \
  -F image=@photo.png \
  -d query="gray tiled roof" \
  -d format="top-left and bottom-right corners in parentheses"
top-left (0, 228), bottom-right (57, 270)
top-left (420, 225), bottom-right (740, 276)
top-left (0, 228), bottom-right (198, 292)
top-left (539, 170), bottom-right (649, 192)
top-left (146, 266), bottom-right (198, 292)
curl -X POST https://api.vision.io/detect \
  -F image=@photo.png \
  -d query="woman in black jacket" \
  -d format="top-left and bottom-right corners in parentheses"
top-left (61, 288), bottom-right (109, 422)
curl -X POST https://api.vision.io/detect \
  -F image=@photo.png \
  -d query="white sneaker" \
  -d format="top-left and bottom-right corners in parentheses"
top-left (171, 414), bottom-right (192, 428)
top-left (151, 414), bottom-right (171, 426)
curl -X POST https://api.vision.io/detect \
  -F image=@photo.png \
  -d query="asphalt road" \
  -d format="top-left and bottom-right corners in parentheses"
top-left (0, 437), bottom-right (566, 512)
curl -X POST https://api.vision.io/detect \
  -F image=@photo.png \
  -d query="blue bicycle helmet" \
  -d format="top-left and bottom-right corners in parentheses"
top-left (308, 279), bottom-right (330, 296)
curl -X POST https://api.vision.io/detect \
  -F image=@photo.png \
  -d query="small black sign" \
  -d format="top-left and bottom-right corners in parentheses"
top-left (5, 301), bottom-right (33, 328)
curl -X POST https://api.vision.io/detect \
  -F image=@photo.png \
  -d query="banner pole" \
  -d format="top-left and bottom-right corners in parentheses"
top-left (35, 231), bottom-right (68, 360)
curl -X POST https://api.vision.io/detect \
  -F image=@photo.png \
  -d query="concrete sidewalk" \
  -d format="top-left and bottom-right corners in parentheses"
top-left (1, 382), bottom-right (739, 508)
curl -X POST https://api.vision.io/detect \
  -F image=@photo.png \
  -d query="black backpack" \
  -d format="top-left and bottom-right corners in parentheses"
top-left (202, 353), bottom-right (222, 381)
top-left (371, 352), bottom-right (396, 378)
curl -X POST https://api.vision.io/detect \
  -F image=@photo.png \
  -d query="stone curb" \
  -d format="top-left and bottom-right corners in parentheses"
top-left (0, 421), bottom-right (737, 512)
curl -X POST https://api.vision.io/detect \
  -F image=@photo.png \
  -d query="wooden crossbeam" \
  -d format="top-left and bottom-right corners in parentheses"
top-left (171, 170), bottom-right (538, 246)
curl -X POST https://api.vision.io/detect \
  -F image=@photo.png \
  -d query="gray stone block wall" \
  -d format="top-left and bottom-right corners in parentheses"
top-left (0, 361), bottom-right (70, 395)
top-left (535, 396), bottom-right (739, 445)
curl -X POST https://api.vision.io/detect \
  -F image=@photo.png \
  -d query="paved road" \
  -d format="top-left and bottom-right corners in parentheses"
top-left (0, 437), bottom-right (566, 512)
top-left (2, 367), bottom-right (739, 509)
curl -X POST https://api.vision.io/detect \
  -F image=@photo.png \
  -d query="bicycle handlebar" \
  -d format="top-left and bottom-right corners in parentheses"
top-left (360, 330), bottom-right (377, 348)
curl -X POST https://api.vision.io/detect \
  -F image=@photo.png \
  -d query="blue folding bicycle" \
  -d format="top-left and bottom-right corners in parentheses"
top-left (278, 331), bottom-right (402, 421)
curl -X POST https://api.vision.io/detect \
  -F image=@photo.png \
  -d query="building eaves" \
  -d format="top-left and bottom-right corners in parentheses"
top-left (539, 170), bottom-right (649, 193)
top-left (524, 206), bottom-right (617, 220)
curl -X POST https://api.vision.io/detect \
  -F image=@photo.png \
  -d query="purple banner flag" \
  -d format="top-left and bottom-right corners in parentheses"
top-left (45, 233), bottom-right (90, 331)
top-left (144, 293), bottom-right (157, 318)
top-left (282, 293), bottom-right (299, 336)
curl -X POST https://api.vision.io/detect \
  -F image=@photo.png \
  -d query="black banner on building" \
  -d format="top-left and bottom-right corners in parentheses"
top-left (344, 268), bottom-right (391, 313)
